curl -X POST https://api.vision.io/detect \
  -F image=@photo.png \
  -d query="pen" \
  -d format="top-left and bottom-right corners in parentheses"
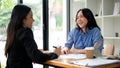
top-left (53, 46), bottom-right (57, 49)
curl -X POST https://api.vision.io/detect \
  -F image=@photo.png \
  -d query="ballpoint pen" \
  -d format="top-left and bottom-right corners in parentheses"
top-left (53, 46), bottom-right (57, 49)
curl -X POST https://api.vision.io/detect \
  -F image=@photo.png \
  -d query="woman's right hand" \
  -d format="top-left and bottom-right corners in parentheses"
top-left (61, 47), bottom-right (70, 54)
top-left (54, 46), bottom-right (61, 56)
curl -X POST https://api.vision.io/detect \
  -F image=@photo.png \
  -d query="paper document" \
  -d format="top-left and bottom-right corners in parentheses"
top-left (59, 54), bottom-right (86, 59)
top-left (71, 58), bottom-right (119, 67)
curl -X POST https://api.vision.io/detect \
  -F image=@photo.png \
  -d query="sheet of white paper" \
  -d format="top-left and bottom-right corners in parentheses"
top-left (71, 58), bottom-right (119, 67)
top-left (59, 54), bottom-right (86, 59)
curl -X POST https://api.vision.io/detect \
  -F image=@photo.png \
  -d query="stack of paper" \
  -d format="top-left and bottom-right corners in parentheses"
top-left (59, 54), bottom-right (86, 59)
top-left (71, 58), bottom-right (119, 67)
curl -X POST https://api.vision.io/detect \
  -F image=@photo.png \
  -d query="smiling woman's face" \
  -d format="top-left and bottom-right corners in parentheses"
top-left (76, 11), bottom-right (88, 29)
top-left (23, 10), bottom-right (34, 28)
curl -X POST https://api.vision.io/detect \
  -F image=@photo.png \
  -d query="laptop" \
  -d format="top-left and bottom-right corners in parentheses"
top-left (93, 41), bottom-right (103, 58)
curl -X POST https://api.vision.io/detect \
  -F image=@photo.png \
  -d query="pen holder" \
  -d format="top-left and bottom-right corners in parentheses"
top-left (115, 33), bottom-right (119, 37)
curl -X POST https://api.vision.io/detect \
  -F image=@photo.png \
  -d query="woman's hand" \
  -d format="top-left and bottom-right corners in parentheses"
top-left (54, 46), bottom-right (61, 56)
top-left (61, 47), bottom-right (70, 54)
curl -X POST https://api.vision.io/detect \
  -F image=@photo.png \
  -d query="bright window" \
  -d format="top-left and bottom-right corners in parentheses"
top-left (0, 0), bottom-right (17, 67)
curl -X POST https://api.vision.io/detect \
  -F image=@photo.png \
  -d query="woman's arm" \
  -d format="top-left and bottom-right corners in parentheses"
top-left (23, 29), bottom-right (58, 63)
top-left (70, 47), bottom-right (86, 54)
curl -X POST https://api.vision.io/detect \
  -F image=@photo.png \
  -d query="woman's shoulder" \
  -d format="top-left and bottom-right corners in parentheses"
top-left (91, 27), bottom-right (100, 32)
top-left (71, 27), bottom-right (79, 32)
top-left (88, 27), bottom-right (101, 35)
top-left (68, 27), bottom-right (80, 35)
top-left (16, 28), bottom-right (33, 38)
top-left (17, 28), bottom-right (32, 33)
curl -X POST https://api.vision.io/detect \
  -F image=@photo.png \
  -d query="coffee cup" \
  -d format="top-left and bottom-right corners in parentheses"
top-left (85, 47), bottom-right (94, 59)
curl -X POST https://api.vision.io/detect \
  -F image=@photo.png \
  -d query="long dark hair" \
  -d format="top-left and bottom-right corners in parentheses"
top-left (75, 8), bottom-right (100, 30)
top-left (5, 5), bottom-right (31, 57)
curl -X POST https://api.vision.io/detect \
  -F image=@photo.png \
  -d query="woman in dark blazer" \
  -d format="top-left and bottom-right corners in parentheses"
top-left (4, 4), bottom-right (61, 68)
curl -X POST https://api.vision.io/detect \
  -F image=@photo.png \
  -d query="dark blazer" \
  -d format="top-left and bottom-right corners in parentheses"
top-left (6, 28), bottom-right (58, 68)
